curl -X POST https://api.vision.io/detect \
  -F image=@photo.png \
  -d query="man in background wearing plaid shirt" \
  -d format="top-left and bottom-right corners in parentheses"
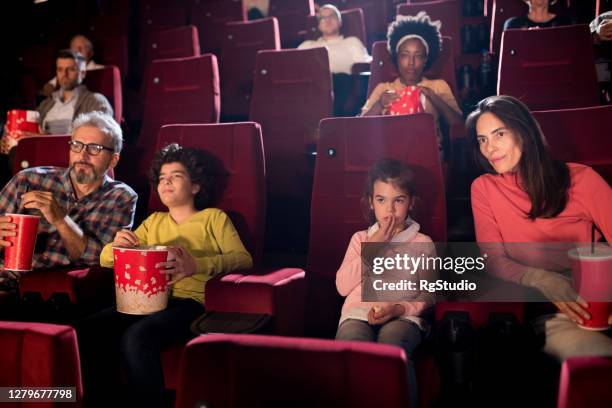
top-left (0, 111), bottom-right (137, 291)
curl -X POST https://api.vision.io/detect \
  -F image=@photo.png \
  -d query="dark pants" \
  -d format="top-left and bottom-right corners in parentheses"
top-left (77, 298), bottom-right (204, 408)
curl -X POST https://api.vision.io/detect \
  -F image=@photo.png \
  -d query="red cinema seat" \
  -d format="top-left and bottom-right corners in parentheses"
top-left (175, 334), bottom-right (410, 408)
top-left (558, 357), bottom-right (612, 408)
top-left (118, 54), bottom-right (220, 198)
top-left (304, 7), bottom-right (367, 44)
top-left (145, 25), bottom-right (200, 68)
top-left (0, 321), bottom-right (83, 406)
top-left (127, 25), bottom-right (201, 125)
top-left (498, 25), bottom-right (600, 110)
top-left (136, 1), bottom-right (189, 76)
top-left (397, 0), bottom-right (462, 59)
top-left (268, 0), bottom-right (315, 48)
top-left (188, 0), bottom-right (247, 56)
top-left (11, 135), bottom-right (71, 176)
top-left (94, 35), bottom-right (129, 82)
top-left (83, 65), bottom-right (122, 124)
top-left (220, 17), bottom-right (281, 122)
top-left (307, 115), bottom-right (446, 337)
top-left (368, 36), bottom-right (459, 101)
top-left (150, 124), bottom-right (305, 387)
top-left (532, 105), bottom-right (612, 185)
top-left (489, 0), bottom-right (528, 55)
top-left (138, 1), bottom-right (188, 34)
top-left (249, 47), bottom-right (332, 251)
top-left (334, 0), bottom-right (391, 47)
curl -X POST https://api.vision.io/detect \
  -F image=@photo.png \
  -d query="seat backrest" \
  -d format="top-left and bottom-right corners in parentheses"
top-left (397, 0), bottom-right (462, 59)
top-left (249, 47), bottom-right (332, 197)
top-left (334, 0), bottom-right (391, 47)
top-left (532, 105), bottom-right (612, 184)
top-left (12, 135), bottom-right (116, 179)
top-left (305, 114), bottom-right (445, 335)
top-left (93, 35), bottom-right (129, 82)
top-left (189, 0), bottom-right (247, 56)
top-left (557, 357), bottom-right (612, 408)
top-left (148, 123), bottom-right (266, 266)
top-left (268, 0), bottom-right (315, 48)
top-left (0, 321), bottom-right (82, 402)
top-left (175, 334), bottom-right (409, 408)
top-left (367, 36), bottom-right (458, 101)
top-left (139, 54), bottom-right (220, 152)
top-left (498, 25), bottom-right (599, 110)
top-left (308, 115), bottom-right (447, 282)
top-left (84, 65), bottom-right (122, 123)
top-left (145, 25), bottom-right (200, 68)
top-left (137, 3), bottom-right (189, 75)
top-left (489, 0), bottom-right (528, 54)
top-left (303, 7), bottom-right (367, 44)
top-left (220, 17), bottom-right (281, 121)
top-left (12, 135), bottom-right (70, 175)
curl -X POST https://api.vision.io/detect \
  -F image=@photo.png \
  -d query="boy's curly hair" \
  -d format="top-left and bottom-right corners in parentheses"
top-left (387, 11), bottom-right (443, 71)
top-left (149, 143), bottom-right (215, 209)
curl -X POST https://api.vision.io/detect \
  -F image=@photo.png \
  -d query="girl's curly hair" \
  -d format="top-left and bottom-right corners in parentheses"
top-left (387, 11), bottom-right (443, 71)
top-left (149, 143), bottom-right (215, 209)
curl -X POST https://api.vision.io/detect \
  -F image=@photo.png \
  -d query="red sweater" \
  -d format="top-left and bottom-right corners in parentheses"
top-left (471, 163), bottom-right (612, 283)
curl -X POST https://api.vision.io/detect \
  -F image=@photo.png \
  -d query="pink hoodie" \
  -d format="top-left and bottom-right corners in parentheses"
top-left (335, 220), bottom-right (435, 329)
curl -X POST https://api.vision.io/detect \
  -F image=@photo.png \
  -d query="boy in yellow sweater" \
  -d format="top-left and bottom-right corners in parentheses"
top-left (78, 143), bottom-right (252, 408)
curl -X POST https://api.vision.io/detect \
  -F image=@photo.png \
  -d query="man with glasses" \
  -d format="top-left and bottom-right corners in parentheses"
top-left (0, 49), bottom-right (113, 186)
top-left (0, 112), bottom-right (137, 291)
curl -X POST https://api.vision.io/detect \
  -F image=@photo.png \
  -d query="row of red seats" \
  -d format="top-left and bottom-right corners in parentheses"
top-left (1, 321), bottom-right (610, 408)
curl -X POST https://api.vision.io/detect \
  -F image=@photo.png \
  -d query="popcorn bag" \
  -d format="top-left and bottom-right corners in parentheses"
top-left (387, 86), bottom-right (424, 116)
top-left (113, 246), bottom-right (172, 315)
top-left (6, 109), bottom-right (40, 136)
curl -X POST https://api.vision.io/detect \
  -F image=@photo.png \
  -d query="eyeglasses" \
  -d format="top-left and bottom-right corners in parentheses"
top-left (68, 140), bottom-right (115, 155)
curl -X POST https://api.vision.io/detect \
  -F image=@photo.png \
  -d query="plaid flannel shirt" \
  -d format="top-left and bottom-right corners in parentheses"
top-left (0, 167), bottom-right (137, 269)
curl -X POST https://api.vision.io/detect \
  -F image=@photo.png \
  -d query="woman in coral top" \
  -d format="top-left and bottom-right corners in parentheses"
top-left (467, 95), bottom-right (612, 361)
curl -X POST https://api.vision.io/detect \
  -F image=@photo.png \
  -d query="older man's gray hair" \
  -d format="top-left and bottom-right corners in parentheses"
top-left (71, 111), bottom-right (123, 153)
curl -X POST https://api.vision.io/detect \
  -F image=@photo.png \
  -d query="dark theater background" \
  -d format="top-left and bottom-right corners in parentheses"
top-left (0, 1), bottom-right (610, 407)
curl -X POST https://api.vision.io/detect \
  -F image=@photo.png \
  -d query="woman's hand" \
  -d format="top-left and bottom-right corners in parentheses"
top-left (367, 216), bottom-right (396, 243)
top-left (379, 90), bottom-right (399, 111)
top-left (158, 246), bottom-right (197, 286)
top-left (522, 268), bottom-right (591, 324)
top-left (368, 303), bottom-right (405, 325)
top-left (111, 229), bottom-right (140, 248)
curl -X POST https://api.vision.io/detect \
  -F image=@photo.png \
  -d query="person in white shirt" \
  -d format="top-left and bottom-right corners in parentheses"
top-left (41, 34), bottom-right (104, 97)
top-left (297, 4), bottom-right (370, 75)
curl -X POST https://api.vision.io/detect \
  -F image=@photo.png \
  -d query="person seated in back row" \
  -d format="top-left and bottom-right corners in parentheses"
top-left (41, 34), bottom-right (105, 97)
top-left (298, 4), bottom-right (370, 75)
top-left (504, 0), bottom-right (572, 30)
top-left (361, 12), bottom-right (462, 153)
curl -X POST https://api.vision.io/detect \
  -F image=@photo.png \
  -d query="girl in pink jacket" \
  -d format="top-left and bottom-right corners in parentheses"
top-left (335, 159), bottom-right (435, 405)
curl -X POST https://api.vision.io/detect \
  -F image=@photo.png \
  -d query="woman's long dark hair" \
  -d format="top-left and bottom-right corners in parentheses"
top-left (466, 95), bottom-right (570, 219)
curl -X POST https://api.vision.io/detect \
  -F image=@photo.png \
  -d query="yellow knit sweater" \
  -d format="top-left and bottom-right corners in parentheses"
top-left (100, 208), bottom-right (253, 303)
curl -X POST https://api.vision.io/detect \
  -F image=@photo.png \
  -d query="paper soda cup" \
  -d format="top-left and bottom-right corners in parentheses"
top-left (3, 213), bottom-right (40, 272)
